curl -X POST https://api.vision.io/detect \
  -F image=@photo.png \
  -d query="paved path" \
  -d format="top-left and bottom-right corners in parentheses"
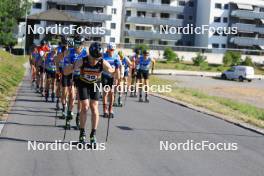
top-left (0, 74), bottom-right (264, 176)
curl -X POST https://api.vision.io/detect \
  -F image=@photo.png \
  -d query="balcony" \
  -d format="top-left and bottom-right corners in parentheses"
top-left (47, 0), bottom-right (113, 6)
top-left (126, 16), bottom-right (183, 26)
top-left (230, 37), bottom-right (264, 46)
top-left (124, 30), bottom-right (181, 40)
top-left (232, 23), bottom-right (264, 34)
top-left (67, 11), bottom-right (112, 22)
top-left (125, 2), bottom-right (184, 13)
top-left (231, 10), bottom-right (264, 20)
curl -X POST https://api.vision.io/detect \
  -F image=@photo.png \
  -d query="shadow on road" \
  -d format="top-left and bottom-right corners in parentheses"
top-left (0, 121), bottom-right (56, 128)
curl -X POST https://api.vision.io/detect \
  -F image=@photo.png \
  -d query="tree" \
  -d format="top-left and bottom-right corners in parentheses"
top-left (223, 51), bottom-right (242, 66)
top-left (192, 52), bottom-right (207, 66)
top-left (0, 0), bottom-right (31, 48)
top-left (241, 56), bottom-right (254, 67)
top-left (163, 47), bottom-right (179, 62)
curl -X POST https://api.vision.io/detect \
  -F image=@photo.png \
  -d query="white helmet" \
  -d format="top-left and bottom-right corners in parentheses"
top-left (107, 42), bottom-right (116, 51)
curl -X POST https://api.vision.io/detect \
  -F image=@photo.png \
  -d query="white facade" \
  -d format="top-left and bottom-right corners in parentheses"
top-left (195, 0), bottom-right (264, 49)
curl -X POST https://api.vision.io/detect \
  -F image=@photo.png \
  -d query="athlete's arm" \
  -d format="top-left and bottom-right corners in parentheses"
top-left (151, 58), bottom-right (156, 74)
top-left (102, 60), bottom-right (115, 74)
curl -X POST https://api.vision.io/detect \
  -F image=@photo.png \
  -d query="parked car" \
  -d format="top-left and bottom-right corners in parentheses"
top-left (221, 66), bottom-right (254, 82)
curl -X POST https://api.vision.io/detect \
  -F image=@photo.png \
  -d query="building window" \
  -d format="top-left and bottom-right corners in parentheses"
top-left (177, 14), bottom-right (184, 19)
top-left (160, 13), bottom-right (170, 19)
top-left (126, 10), bottom-right (131, 16)
top-left (125, 38), bottom-right (130, 43)
top-left (138, 0), bottom-right (147, 3)
top-left (189, 1), bottom-right (194, 7)
top-left (127, 0), bottom-right (132, 2)
top-left (137, 11), bottom-right (146, 17)
top-left (111, 23), bottom-right (116, 29)
top-left (224, 4), bottom-right (229, 10)
top-left (221, 44), bottom-right (226, 48)
top-left (161, 0), bottom-right (170, 4)
top-left (212, 43), bottom-right (219, 48)
top-left (214, 17), bottom-right (221, 23)
top-left (189, 16), bottom-right (193, 20)
top-left (125, 24), bottom-right (130, 30)
top-left (223, 17), bottom-right (228, 23)
top-left (111, 8), bottom-right (117, 14)
top-left (178, 1), bottom-right (186, 6)
top-left (159, 40), bottom-right (168, 45)
top-left (152, 13), bottom-right (156, 17)
top-left (215, 3), bottom-right (222, 9)
top-left (110, 37), bottom-right (115, 43)
top-left (33, 3), bottom-right (42, 9)
top-left (135, 39), bottom-right (144, 44)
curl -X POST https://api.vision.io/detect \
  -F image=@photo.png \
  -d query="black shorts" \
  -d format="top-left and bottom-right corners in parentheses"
top-left (46, 70), bottom-right (56, 79)
top-left (78, 81), bottom-right (100, 101)
top-left (101, 74), bottom-right (114, 87)
top-left (62, 74), bottom-right (73, 87)
top-left (38, 66), bottom-right (44, 73)
top-left (73, 75), bottom-right (80, 86)
top-left (136, 70), bottom-right (149, 80)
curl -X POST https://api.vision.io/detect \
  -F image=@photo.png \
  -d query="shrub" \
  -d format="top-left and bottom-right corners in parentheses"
top-left (192, 53), bottom-right (207, 66)
top-left (223, 51), bottom-right (242, 66)
top-left (163, 47), bottom-right (179, 62)
top-left (241, 56), bottom-right (254, 67)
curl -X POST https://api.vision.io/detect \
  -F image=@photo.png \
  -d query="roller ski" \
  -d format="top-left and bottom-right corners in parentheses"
top-left (64, 111), bottom-right (73, 129)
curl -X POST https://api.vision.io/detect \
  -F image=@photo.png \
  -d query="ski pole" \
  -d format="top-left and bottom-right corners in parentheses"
top-left (105, 115), bottom-right (110, 142)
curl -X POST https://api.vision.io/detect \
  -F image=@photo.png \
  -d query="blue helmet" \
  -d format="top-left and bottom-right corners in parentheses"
top-left (89, 42), bottom-right (102, 58)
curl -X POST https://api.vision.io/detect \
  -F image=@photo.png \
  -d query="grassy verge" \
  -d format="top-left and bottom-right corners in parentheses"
top-left (0, 50), bottom-right (27, 118)
top-left (150, 76), bottom-right (264, 128)
top-left (155, 61), bottom-right (264, 74)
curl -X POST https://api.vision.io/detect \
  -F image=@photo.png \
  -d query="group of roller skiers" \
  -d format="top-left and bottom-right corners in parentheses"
top-left (29, 36), bottom-right (155, 146)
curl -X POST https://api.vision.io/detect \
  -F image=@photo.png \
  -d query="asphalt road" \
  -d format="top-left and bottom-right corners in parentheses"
top-left (0, 74), bottom-right (264, 176)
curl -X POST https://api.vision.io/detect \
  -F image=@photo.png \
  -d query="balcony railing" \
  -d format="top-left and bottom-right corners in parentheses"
top-left (66, 10), bottom-right (112, 22)
top-left (126, 16), bottom-right (183, 26)
top-left (47, 0), bottom-right (113, 6)
top-left (231, 10), bottom-right (264, 20)
top-left (232, 23), bottom-right (264, 34)
top-left (125, 2), bottom-right (184, 13)
top-left (230, 37), bottom-right (264, 46)
top-left (124, 30), bottom-right (181, 40)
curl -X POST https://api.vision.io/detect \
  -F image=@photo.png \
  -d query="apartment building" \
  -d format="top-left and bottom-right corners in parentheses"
top-left (18, 0), bottom-right (121, 46)
top-left (122, 0), bottom-right (197, 46)
top-left (17, 0), bottom-right (264, 52)
top-left (195, 0), bottom-right (264, 50)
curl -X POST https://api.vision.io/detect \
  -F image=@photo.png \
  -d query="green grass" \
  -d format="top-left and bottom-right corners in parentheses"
top-left (155, 61), bottom-right (264, 74)
top-left (0, 50), bottom-right (27, 118)
top-left (150, 76), bottom-right (264, 128)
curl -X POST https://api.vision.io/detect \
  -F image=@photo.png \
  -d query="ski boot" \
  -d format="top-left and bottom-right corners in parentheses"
top-left (45, 90), bottom-right (49, 102)
top-left (145, 96), bottom-right (150, 103)
top-left (60, 105), bottom-right (66, 119)
top-left (51, 92), bottom-right (55, 103)
top-left (139, 95), bottom-right (144, 102)
top-left (79, 130), bottom-right (86, 145)
top-left (56, 98), bottom-right (60, 110)
top-left (118, 96), bottom-right (123, 107)
top-left (109, 112), bottom-right (114, 119)
top-left (90, 134), bottom-right (97, 149)
top-left (40, 87), bottom-right (44, 96)
top-left (103, 112), bottom-right (109, 118)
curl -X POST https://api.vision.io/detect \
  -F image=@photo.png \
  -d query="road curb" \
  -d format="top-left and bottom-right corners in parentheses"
top-left (150, 93), bottom-right (264, 135)
top-left (0, 63), bottom-right (29, 136)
